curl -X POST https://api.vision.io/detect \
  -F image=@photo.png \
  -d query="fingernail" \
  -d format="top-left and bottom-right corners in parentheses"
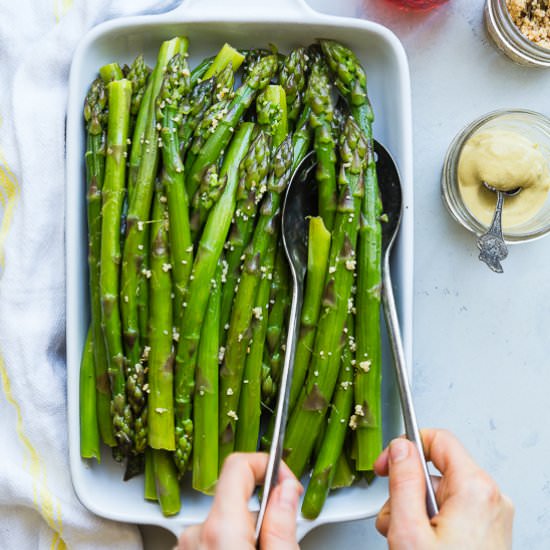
top-left (279, 478), bottom-right (301, 510)
top-left (389, 438), bottom-right (409, 463)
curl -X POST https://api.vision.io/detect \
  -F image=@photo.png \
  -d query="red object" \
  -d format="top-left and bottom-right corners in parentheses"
top-left (387, 0), bottom-right (449, 8)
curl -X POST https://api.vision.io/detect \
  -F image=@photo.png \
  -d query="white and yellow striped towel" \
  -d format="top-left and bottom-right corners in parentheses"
top-left (0, 1), bottom-right (177, 547)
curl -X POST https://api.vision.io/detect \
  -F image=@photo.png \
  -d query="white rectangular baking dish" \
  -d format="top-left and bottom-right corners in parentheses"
top-left (66, 0), bottom-right (413, 539)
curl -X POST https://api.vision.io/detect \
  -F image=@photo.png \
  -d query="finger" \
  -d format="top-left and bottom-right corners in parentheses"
top-left (420, 428), bottom-right (480, 478)
top-left (374, 446), bottom-right (390, 476)
top-left (376, 473), bottom-right (441, 538)
top-left (374, 435), bottom-right (407, 477)
top-left (375, 498), bottom-right (391, 536)
top-left (386, 439), bottom-right (432, 539)
top-left (259, 462), bottom-right (303, 550)
top-left (211, 452), bottom-right (269, 519)
top-left (177, 525), bottom-right (202, 549)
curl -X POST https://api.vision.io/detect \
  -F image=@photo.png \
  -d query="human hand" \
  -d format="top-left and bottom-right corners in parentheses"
top-left (374, 429), bottom-right (514, 550)
top-left (178, 452), bottom-right (303, 550)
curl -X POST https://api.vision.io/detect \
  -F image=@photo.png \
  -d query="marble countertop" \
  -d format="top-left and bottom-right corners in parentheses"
top-left (142, 1), bottom-right (550, 547)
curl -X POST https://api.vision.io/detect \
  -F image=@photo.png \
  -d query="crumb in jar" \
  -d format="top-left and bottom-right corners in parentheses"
top-left (506, 0), bottom-right (550, 49)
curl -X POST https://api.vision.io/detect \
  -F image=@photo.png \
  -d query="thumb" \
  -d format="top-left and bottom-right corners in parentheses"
top-left (386, 438), bottom-right (432, 546)
top-left (259, 476), bottom-right (303, 550)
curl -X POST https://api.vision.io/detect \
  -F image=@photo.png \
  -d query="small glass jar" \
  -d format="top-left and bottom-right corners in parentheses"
top-left (441, 109), bottom-right (550, 243)
top-left (485, 0), bottom-right (550, 68)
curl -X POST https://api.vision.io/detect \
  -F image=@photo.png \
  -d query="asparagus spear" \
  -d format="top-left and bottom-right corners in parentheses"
top-left (80, 329), bottom-right (100, 461)
top-left (261, 360), bottom-right (276, 408)
top-left (203, 43), bottom-right (245, 79)
top-left (136, 220), bottom-right (150, 350)
top-left (99, 62), bottom-right (124, 83)
top-left (319, 40), bottom-right (374, 134)
top-left (193, 266), bottom-right (221, 494)
top-left (330, 451), bottom-right (356, 489)
top-left (190, 162), bottom-right (227, 242)
top-left (147, 187), bottom-right (175, 452)
top-left (127, 55), bottom-right (152, 126)
top-left (234, 234), bottom-right (278, 453)
top-left (279, 47), bottom-right (310, 130)
top-left (122, 55), bottom-right (152, 238)
top-left (183, 64), bottom-right (234, 177)
top-left (152, 449), bottom-right (181, 516)
top-left (291, 103), bottom-right (312, 172)
top-left (186, 54), bottom-right (278, 198)
top-left (83, 77), bottom-right (116, 447)
top-left (173, 122), bottom-right (255, 476)
top-left (127, 82), bottom-right (153, 203)
top-left (240, 48), bottom-right (273, 79)
top-left (144, 447), bottom-right (158, 501)
top-left (288, 216), bottom-right (331, 412)
top-left (219, 136), bottom-right (293, 465)
top-left (301, 318), bottom-right (355, 519)
top-left (99, 78), bottom-right (133, 456)
top-left (123, 453), bottom-right (145, 481)
top-left (283, 117), bottom-right (367, 477)
top-left (264, 245), bottom-right (290, 376)
top-left (219, 130), bottom-right (271, 343)
top-left (178, 76), bottom-right (216, 153)
top-left (256, 85), bottom-right (288, 148)
top-left (157, 53), bottom-right (193, 329)
top-left (306, 57), bottom-right (337, 231)
top-left (246, 84), bottom-right (288, 390)
top-left (320, 39), bottom-right (382, 470)
top-left (190, 56), bottom-right (215, 87)
top-left (354, 151), bottom-right (382, 470)
top-left (120, 37), bottom-right (185, 387)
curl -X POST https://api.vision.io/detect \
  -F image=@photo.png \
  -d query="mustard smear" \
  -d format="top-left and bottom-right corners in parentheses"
top-left (458, 129), bottom-right (550, 228)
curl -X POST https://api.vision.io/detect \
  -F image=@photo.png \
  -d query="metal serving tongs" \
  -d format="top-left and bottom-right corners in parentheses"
top-left (255, 142), bottom-right (439, 543)
top-left (254, 153), bottom-right (316, 543)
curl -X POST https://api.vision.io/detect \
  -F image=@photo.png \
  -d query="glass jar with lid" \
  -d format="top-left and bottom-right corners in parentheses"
top-left (485, 0), bottom-right (550, 68)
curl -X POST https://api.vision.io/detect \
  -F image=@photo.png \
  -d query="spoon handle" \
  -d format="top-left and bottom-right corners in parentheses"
top-left (488, 189), bottom-right (505, 237)
top-left (254, 270), bottom-right (303, 543)
top-left (382, 256), bottom-right (439, 518)
top-left (477, 191), bottom-right (508, 273)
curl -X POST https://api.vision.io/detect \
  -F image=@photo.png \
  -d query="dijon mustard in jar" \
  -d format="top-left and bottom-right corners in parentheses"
top-left (457, 128), bottom-right (550, 228)
top-left (442, 109), bottom-right (550, 243)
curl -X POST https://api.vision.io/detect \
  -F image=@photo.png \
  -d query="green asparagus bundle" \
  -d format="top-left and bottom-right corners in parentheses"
top-left (80, 37), bottom-right (385, 519)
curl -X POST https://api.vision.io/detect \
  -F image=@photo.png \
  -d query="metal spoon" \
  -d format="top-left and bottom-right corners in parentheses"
top-left (477, 182), bottom-right (521, 274)
top-left (376, 141), bottom-right (438, 518)
top-left (254, 152), bottom-right (316, 542)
